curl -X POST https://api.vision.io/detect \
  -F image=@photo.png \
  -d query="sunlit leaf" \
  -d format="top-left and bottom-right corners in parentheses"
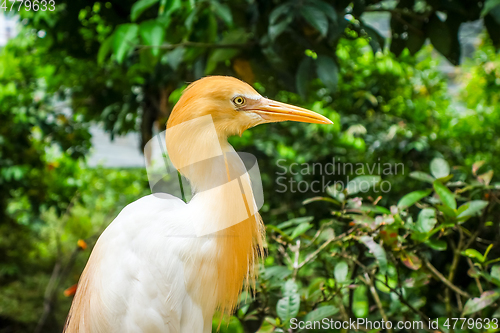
top-left (277, 216), bottom-right (314, 229)
top-left (212, 2), bottom-right (233, 26)
top-left (139, 20), bottom-right (165, 56)
top-left (425, 239), bottom-right (447, 251)
top-left (277, 294), bottom-right (300, 322)
top-left (409, 171), bottom-right (435, 183)
top-left (430, 157), bottom-right (450, 179)
top-left (97, 34), bottom-right (114, 65)
top-left (457, 200), bottom-right (488, 218)
top-left (113, 24), bottom-right (139, 64)
top-left (334, 261), bottom-right (348, 283)
top-left (472, 160), bottom-right (485, 175)
top-left (353, 285), bottom-right (368, 318)
top-left (400, 251), bottom-right (422, 270)
top-left (481, 0), bottom-right (500, 17)
top-left (277, 280), bottom-right (300, 322)
top-left (290, 222), bottom-right (313, 239)
top-left (131, 0), bottom-right (159, 21)
top-left (346, 175), bottom-right (381, 196)
top-left (262, 266), bottom-right (292, 281)
top-left (462, 248), bottom-right (485, 263)
top-left (397, 189), bottom-right (432, 209)
top-left (304, 305), bottom-right (338, 322)
top-left (359, 236), bottom-right (387, 275)
top-left (478, 170), bottom-right (494, 186)
top-left (462, 290), bottom-right (500, 316)
top-left (433, 181), bottom-right (456, 210)
top-left (416, 208), bottom-right (437, 234)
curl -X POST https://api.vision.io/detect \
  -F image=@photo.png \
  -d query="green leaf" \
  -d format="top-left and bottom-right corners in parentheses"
top-left (97, 34), bottom-right (114, 65)
top-left (359, 236), bottom-right (387, 275)
top-left (427, 14), bottom-right (451, 58)
top-left (491, 266), bottom-right (500, 281)
top-left (277, 216), bottom-right (314, 229)
top-left (205, 30), bottom-right (246, 73)
top-left (262, 266), bottom-right (292, 281)
top-left (309, 0), bottom-right (337, 24)
top-left (352, 285), bottom-right (368, 318)
top-left (269, 3), bottom-right (291, 25)
top-left (363, 24), bottom-right (385, 53)
top-left (397, 189), bottom-right (432, 209)
top-left (482, 0), bottom-right (500, 17)
top-left (282, 279), bottom-right (299, 296)
top-left (478, 170), bottom-right (494, 186)
top-left (303, 305), bottom-right (338, 322)
top-left (472, 160), bottom-right (485, 175)
top-left (406, 21), bottom-right (426, 55)
top-left (139, 20), bottom-right (165, 56)
top-left (426, 239), bottom-right (447, 251)
top-left (462, 248), bottom-right (485, 263)
top-left (436, 204), bottom-right (456, 218)
top-left (290, 222), bottom-right (313, 239)
top-left (433, 181), bottom-right (456, 210)
top-left (113, 24), bottom-right (139, 64)
top-left (416, 208), bottom-right (437, 234)
top-left (296, 57), bottom-right (313, 98)
top-left (269, 16), bottom-right (293, 41)
top-left (131, 0), bottom-right (159, 21)
top-left (303, 196), bottom-right (340, 206)
top-left (165, 47), bottom-right (185, 70)
top-left (400, 251), bottom-right (422, 270)
top-left (345, 175), bottom-right (381, 196)
top-left (409, 171), bottom-right (435, 183)
top-left (430, 157), bottom-right (450, 179)
top-left (457, 200), bottom-right (489, 218)
top-left (212, 2), bottom-right (232, 26)
top-left (278, 280), bottom-right (300, 322)
top-left (316, 55), bottom-right (338, 92)
top-left (334, 261), bottom-right (348, 283)
top-left (462, 290), bottom-right (500, 316)
top-left (277, 294), bottom-right (300, 322)
top-left (301, 4), bottom-right (328, 36)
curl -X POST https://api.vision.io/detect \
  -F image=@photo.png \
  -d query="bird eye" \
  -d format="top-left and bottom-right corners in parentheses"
top-left (232, 96), bottom-right (246, 107)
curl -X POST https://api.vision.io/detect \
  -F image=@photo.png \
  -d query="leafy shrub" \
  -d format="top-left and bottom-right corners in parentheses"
top-left (219, 157), bottom-right (499, 332)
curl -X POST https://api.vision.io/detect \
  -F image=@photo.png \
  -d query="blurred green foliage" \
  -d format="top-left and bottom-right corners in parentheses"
top-left (0, 0), bottom-right (500, 332)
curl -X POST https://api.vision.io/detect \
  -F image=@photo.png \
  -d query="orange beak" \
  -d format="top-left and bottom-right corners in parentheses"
top-left (246, 98), bottom-right (333, 125)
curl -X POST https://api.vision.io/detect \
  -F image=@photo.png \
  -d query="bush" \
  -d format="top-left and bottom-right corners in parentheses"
top-left (222, 158), bottom-right (499, 332)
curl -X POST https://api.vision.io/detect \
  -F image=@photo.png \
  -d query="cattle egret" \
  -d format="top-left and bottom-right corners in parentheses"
top-left (64, 76), bottom-right (332, 333)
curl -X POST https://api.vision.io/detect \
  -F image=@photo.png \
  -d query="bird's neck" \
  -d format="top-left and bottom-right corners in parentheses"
top-left (166, 116), bottom-right (264, 317)
top-left (166, 115), bottom-right (231, 191)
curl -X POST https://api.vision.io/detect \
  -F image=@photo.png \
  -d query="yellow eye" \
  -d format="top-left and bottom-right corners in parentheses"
top-left (233, 96), bottom-right (246, 106)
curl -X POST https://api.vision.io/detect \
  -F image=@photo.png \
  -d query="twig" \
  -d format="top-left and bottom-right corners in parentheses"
top-left (364, 7), bottom-right (431, 21)
top-left (136, 41), bottom-right (254, 50)
top-left (296, 228), bottom-right (354, 270)
top-left (466, 257), bottom-right (483, 294)
top-left (362, 273), bottom-right (392, 333)
top-left (34, 261), bottom-right (61, 333)
top-left (422, 258), bottom-right (471, 298)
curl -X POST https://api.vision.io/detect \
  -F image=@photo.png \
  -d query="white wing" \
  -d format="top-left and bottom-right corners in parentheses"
top-left (64, 194), bottom-right (214, 333)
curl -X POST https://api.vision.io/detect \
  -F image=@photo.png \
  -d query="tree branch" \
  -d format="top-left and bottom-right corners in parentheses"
top-left (136, 41), bottom-right (254, 50)
top-left (422, 258), bottom-right (471, 298)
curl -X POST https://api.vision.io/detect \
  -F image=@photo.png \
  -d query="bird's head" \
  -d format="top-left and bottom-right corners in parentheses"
top-left (167, 76), bottom-right (332, 137)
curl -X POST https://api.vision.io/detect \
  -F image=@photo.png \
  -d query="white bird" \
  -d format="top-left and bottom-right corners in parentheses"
top-left (64, 76), bottom-right (332, 333)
